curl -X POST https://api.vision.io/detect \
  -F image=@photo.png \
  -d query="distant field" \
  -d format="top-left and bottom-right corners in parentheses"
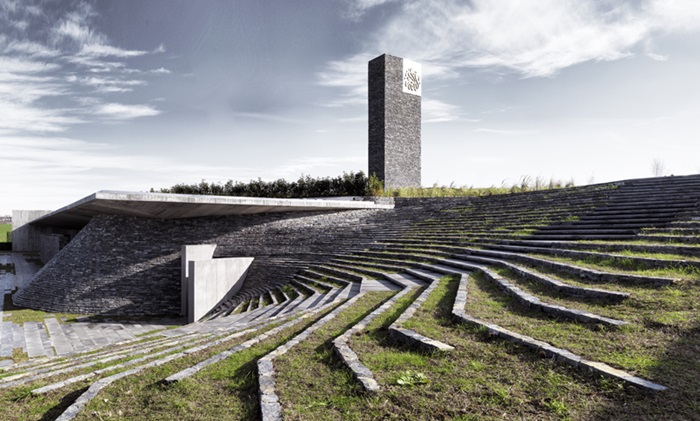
top-left (0, 224), bottom-right (11, 243)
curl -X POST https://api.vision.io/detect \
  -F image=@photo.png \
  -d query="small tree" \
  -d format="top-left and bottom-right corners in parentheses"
top-left (651, 158), bottom-right (667, 177)
top-left (367, 173), bottom-right (384, 196)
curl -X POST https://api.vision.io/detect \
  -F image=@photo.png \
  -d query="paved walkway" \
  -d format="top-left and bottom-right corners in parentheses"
top-left (0, 253), bottom-right (185, 363)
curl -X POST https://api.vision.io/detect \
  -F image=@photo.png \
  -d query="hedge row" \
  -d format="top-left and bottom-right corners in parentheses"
top-left (154, 172), bottom-right (370, 198)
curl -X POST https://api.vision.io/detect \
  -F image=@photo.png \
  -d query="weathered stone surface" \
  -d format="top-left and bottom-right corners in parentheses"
top-left (14, 207), bottom-right (411, 316)
top-left (368, 54), bottom-right (421, 190)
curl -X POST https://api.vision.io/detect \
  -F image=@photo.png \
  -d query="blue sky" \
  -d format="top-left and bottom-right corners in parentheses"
top-left (2, 0), bottom-right (700, 214)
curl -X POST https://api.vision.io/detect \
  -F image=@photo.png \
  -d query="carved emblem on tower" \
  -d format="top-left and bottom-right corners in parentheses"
top-left (402, 59), bottom-right (422, 96)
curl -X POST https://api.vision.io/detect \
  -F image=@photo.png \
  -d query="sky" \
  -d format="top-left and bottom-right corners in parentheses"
top-left (1, 0), bottom-right (700, 215)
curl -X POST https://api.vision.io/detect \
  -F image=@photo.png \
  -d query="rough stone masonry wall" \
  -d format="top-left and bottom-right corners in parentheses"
top-left (368, 54), bottom-right (421, 190)
top-left (14, 206), bottom-right (421, 316)
top-left (39, 234), bottom-right (70, 264)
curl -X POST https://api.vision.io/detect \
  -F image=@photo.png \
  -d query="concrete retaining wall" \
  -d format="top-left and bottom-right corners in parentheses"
top-left (181, 244), bottom-right (217, 316)
top-left (185, 246), bottom-right (253, 322)
top-left (11, 210), bottom-right (52, 252)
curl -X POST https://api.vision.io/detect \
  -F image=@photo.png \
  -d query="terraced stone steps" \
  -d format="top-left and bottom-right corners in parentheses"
top-left (387, 271), bottom-right (455, 353)
top-left (45, 285), bottom-right (364, 420)
top-left (332, 249), bottom-right (629, 324)
top-left (478, 242), bottom-right (700, 271)
top-left (450, 273), bottom-right (667, 392)
top-left (258, 291), bottom-right (367, 420)
top-left (0, 316), bottom-right (180, 364)
top-left (366, 240), bottom-right (677, 288)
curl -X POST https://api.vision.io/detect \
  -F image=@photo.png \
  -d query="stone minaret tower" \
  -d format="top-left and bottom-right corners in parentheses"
top-left (368, 54), bottom-right (422, 190)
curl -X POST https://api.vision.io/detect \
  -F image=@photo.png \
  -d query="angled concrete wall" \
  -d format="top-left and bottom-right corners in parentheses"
top-left (184, 245), bottom-right (253, 322)
top-left (12, 210), bottom-right (52, 252)
top-left (181, 244), bottom-right (217, 316)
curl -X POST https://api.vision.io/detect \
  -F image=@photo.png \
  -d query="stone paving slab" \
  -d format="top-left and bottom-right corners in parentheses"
top-left (68, 324), bottom-right (96, 349)
top-left (61, 324), bottom-right (87, 354)
top-left (0, 321), bottom-right (13, 357)
top-left (360, 279), bottom-right (401, 292)
top-left (45, 318), bottom-right (73, 356)
top-left (12, 323), bottom-right (24, 350)
top-left (37, 325), bottom-right (55, 357)
top-left (24, 322), bottom-right (46, 358)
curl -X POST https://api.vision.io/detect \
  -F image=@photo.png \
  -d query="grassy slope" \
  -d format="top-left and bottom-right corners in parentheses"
top-left (0, 224), bottom-right (10, 242)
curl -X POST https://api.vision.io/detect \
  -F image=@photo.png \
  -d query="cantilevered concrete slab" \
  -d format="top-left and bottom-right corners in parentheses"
top-left (29, 190), bottom-right (393, 229)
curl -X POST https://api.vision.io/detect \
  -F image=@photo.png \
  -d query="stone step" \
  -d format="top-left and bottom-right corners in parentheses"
top-left (258, 291), bottom-right (369, 418)
top-left (438, 257), bottom-right (628, 328)
top-left (483, 243), bottom-right (700, 271)
top-left (451, 275), bottom-right (667, 392)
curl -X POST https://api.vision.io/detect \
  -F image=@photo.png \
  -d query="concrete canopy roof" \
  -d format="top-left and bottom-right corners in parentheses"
top-left (31, 191), bottom-right (393, 229)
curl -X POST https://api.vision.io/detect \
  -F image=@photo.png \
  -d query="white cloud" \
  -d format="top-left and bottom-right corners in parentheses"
top-left (150, 67), bottom-right (171, 74)
top-left (4, 40), bottom-right (60, 57)
top-left (423, 99), bottom-right (462, 123)
top-left (346, 0), bottom-right (398, 18)
top-left (95, 103), bottom-right (160, 119)
top-left (0, 0), bottom-right (170, 136)
top-left (0, 136), bottom-right (262, 214)
top-left (53, 18), bottom-right (104, 46)
top-left (68, 75), bottom-right (147, 94)
top-left (232, 112), bottom-right (303, 124)
top-left (322, 0), bottom-right (700, 111)
top-left (79, 43), bottom-right (148, 58)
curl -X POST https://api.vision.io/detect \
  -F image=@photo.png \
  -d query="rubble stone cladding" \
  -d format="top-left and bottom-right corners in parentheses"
top-left (368, 54), bottom-right (421, 190)
top-left (13, 199), bottom-right (459, 316)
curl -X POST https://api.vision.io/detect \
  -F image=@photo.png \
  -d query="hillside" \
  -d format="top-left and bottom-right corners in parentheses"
top-left (0, 174), bottom-right (699, 420)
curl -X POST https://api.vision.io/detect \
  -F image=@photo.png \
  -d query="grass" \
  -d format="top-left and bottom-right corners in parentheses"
top-left (345, 276), bottom-right (614, 420)
top-left (381, 176), bottom-right (578, 198)
top-left (0, 224), bottom-right (11, 243)
top-left (0, 303), bottom-right (343, 421)
top-left (531, 253), bottom-right (700, 281)
top-left (2, 294), bottom-right (84, 326)
top-left (275, 291), bottom-right (395, 420)
top-left (0, 262), bottom-right (697, 419)
top-left (597, 249), bottom-right (700, 262)
top-left (460, 271), bottom-right (700, 419)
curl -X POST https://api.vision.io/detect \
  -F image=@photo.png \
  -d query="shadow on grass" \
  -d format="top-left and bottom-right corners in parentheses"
top-left (38, 386), bottom-right (88, 421)
top-left (593, 323), bottom-right (700, 421)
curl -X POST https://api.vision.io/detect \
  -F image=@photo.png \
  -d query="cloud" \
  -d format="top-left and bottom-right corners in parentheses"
top-left (232, 112), bottom-right (303, 124)
top-left (67, 75), bottom-right (147, 93)
top-left (345, 0), bottom-right (399, 19)
top-left (95, 103), bottom-right (161, 120)
top-left (0, 135), bottom-right (264, 213)
top-left (150, 67), bottom-right (171, 74)
top-left (79, 43), bottom-right (148, 58)
top-left (0, 1), bottom-right (169, 135)
top-left (3, 40), bottom-right (59, 57)
top-left (324, 1), bottom-right (700, 110)
top-left (423, 99), bottom-right (463, 123)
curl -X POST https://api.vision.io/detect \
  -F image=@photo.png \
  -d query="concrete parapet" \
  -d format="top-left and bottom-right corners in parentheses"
top-left (11, 210), bottom-right (52, 252)
top-left (183, 245), bottom-right (254, 323)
